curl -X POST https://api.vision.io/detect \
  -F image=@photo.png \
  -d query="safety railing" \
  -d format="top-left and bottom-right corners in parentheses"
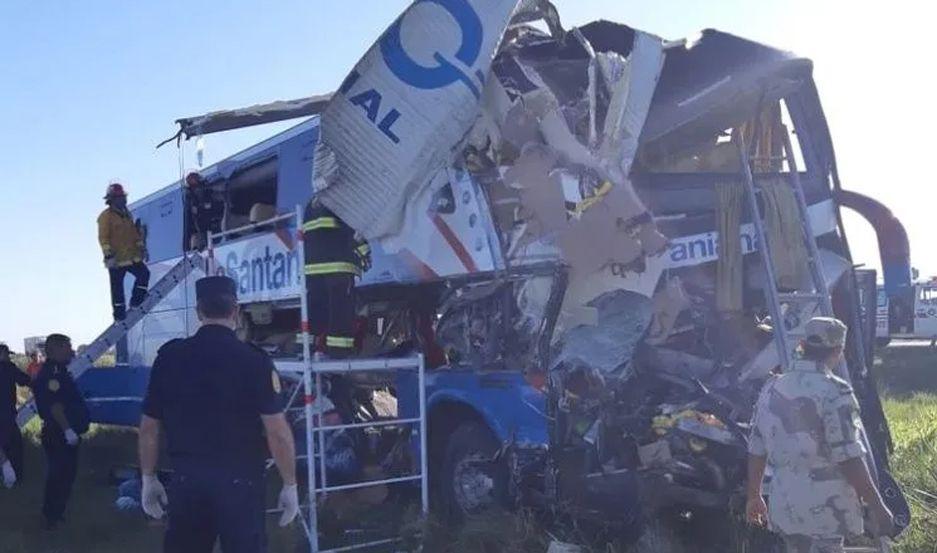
top-left (299, 354), bottom-right (428, 553)
top-left (293, 205), bottom-right (428, 552)
top-left (208, 206), bottom-right (429, 550)
top-left (205, 211), bottom-right (296, 274)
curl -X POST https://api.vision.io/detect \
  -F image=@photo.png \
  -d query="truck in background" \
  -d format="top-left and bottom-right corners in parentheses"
top-left (877, 278), bottom-right (937, 346)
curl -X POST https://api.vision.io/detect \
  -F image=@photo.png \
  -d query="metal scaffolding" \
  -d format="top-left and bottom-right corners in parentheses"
top-left (210, 205), bottom-right (429, 552)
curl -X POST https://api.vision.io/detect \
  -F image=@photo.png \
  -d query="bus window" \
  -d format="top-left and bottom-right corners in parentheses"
top-left (222, 158), bottom-right (279, 234)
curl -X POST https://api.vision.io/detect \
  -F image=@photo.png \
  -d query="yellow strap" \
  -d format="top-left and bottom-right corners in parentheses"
top-left (572, 181), bottom-right (614, 217)
top-left (304, 262), bottom-right (359, 275)
top-left (325, 336), bottom-right (355, 348)
top-left (355, 243), bottom-right (370, 255)
top-left (302, 217), bottom-right (339, 231)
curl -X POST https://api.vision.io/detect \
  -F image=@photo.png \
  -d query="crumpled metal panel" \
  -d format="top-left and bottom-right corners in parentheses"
top-left (316, 0), bottom-right (523, 240)
top-left (552, 289), bottom-right (652, 374)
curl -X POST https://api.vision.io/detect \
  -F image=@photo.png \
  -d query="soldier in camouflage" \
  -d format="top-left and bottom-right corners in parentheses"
top-left (745, 317), bottom-right (895, 553)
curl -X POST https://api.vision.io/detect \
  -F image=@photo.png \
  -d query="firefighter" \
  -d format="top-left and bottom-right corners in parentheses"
top-left (138, 276), bottom-right (298, 551)
top-left (1, 344), bottom-right (30, 487)
top-left (302, 199), bottom-right (371, 358)
top-left (33, 334), bottom-right (90, 529)
top-left (185, 172), bottom-right (224, 250)
top-left (97, 183), bottom-right (150, 321)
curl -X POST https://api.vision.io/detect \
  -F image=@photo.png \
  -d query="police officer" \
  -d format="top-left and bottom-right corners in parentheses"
top-left (138, 276), bottom-right (299, 552)
top-left (32, 334), bottom-right (90, 528)
top-left (0, 343), bottom-right (30, 487)
top-left (98, 182), bottom-right (150, 320)
top-left (746, 317), bottom-right (895, 553)
top-left (302, 199), bottom-right (370, 358)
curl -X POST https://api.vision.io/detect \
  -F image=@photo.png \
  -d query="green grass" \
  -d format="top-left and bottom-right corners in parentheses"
top-left (0, 424), bottom-right (304, 553)
top-left (875, 345), bottom-right (937, 397)
top-left (883, 394), bottom-right (937, 553)
top-left (872, 343), bottom-right (937, 553)
top-left (0, 425), bottom-right (162, 553)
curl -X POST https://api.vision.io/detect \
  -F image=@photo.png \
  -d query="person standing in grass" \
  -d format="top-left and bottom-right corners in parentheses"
top-left (138, 276), bottom-right (299, 553)
top-left (746, 317), bottom-right (895, 553)
top-left (1, 343), bottom-right (31, 487)
top-left (33, 334), bottom-right (90, 529)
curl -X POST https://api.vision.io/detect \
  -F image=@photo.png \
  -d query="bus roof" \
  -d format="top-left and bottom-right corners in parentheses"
top-left (131, 116), bottom-right (320, 210)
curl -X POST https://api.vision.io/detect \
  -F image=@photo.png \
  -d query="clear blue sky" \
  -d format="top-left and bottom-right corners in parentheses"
top-left (1, 1), bottom-right (933, 350)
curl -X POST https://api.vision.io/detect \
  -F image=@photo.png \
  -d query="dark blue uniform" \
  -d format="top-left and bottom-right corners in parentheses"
top-left (33, 361), bottom-right (90, 525)
top-left (142, 325), bottom-right (284, 553)
top-left (0, 359), bottom-right (31, 480)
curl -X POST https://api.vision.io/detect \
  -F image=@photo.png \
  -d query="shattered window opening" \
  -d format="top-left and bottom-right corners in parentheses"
top-left (633, 96), bottom-right (814, 182)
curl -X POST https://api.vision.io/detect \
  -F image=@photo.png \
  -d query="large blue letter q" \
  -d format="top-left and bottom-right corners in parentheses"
top-left (380, 0), bottom-right (484, 98)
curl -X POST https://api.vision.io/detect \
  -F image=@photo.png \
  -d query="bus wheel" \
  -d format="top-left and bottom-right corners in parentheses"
top-left (439, 421), bottom-right (505, 521)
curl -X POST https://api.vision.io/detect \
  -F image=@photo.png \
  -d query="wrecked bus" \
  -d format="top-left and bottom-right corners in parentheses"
top-left (82, 11), bottom-right (910, 550)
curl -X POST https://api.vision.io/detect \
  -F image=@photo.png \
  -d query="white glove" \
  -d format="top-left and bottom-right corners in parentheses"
top-left (64, 428), bottom-right (80, 446)
top-left (65, 428), bottom-right (81, 447)
top-left (141, 474), bottom-right (168, 519)
top-left (1, 461), bottom-right (16, 488)
top-left (277, 484), bottom-right (299, 527)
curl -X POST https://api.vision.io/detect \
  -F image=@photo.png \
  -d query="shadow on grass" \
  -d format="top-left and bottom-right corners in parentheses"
top-left (874, 345), bottom-right (937, 397)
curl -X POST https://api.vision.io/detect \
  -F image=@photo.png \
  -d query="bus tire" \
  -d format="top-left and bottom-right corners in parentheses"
top-left (438, 421), bottom-right (506, 522)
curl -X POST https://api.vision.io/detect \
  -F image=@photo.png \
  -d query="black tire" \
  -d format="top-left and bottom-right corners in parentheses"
top-left (875, 337), bottom-right (892, 348)
top-left (437, 421), bottom-right (506, 522)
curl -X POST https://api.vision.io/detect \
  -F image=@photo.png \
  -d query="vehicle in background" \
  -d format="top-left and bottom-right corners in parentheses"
top-left (876, 278), bottom-right (937, 347)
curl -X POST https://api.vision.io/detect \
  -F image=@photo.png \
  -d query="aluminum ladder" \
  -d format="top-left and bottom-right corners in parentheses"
top-left (738, 128), bottom-right (892, 553)
top-left (735, 127), bottom-right (846, 378)
top-left (16, 253), bottom-right (205, 428)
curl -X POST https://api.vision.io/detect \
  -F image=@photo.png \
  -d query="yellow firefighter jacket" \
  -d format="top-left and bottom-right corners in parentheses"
top-left (97, 207), bottom-right (145, 267)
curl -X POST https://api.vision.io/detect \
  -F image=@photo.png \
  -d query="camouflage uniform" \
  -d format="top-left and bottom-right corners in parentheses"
top-left (749, 317), bottom-right (866, 553)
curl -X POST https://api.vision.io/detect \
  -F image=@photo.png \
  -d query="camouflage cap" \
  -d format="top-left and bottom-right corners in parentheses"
top-left (804, 316), bottom-right (847, 348)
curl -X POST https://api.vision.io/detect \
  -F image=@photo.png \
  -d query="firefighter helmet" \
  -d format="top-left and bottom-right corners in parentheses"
top-left (104, 182), bottom-right (127, 199)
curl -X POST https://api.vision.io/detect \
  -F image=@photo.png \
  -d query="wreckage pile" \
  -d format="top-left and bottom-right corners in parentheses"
top-left (156, 1), bottom-right (909, 548)
top-left (300, 0), bottom-right (888, 542)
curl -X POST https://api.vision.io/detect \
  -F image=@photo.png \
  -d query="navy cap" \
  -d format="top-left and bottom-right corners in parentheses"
top-left (196, 276), bottom-right (237, 301)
